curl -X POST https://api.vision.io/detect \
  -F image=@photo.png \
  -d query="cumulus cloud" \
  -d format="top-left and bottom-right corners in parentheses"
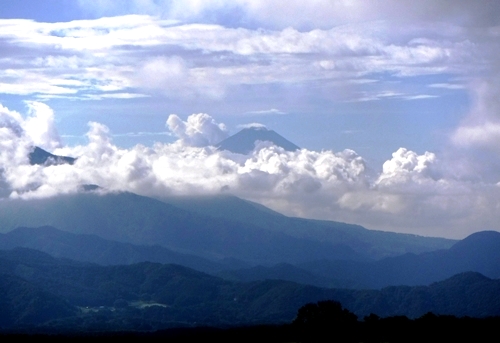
top-left (166, 113), bottom-right (229, 147)
top-left (376, 148), bottom-right (441, 186)
top-left (22, 102), bottom-right (62, 151)
top-left (1, 104), bottom-right (367, 214)
top-left (0, 102), bottom-right (64, 198)
top-left (0, 105), bottom-right (31, 168)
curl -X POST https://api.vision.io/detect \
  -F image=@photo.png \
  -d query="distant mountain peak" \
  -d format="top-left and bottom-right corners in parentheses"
top-left (29, 146), bottom-right (76, 166)
top-left (216, 127), bottom-right (300, 154)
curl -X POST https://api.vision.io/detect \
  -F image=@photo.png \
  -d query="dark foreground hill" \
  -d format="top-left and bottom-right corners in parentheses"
top-left (0, 248), bottom-right (499, 331)
top-left (0, 273), bottom-right (76, 328)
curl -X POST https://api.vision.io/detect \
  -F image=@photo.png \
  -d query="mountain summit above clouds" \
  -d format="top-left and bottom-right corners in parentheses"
top-left (28, 146), bottom-right (75, 166)
top-left (216, 127), bottom-right (300, 154)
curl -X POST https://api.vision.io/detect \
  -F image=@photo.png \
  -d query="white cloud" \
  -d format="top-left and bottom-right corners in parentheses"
top-left (402, 94), bottom-right (439, 100)
top-left (244, 109), bottom-right (286, 115)
top-left (237, 123), bottom-right (267, 129)
top-left (166, 113), bottom-right (229, 147)
top-left (90, 93), bottom-right (151, 99)
top-left (376, 148), bottom-right (441, 187)
top-left (453, 123), bottom-right (500, 150)
top-left (0, 12), bottom-right (488, 102)
top-left (451, 79), bottom-right (500, 151)
top-left (448, 76), bottom-right (500, 183)
top-left (429, 83), bottom-right (465, 90)
top-left (0, 105), bottom-right (31, 168)
top-left (22, 102), bottom-right (62, 151)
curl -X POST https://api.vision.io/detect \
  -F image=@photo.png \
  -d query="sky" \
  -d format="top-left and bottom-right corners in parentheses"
top-left (1, 0), bottom-right (500, 238)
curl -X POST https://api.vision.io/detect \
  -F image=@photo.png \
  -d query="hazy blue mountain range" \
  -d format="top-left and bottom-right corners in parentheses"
top-left (222, 231), bottom-right (500, 289)
top-left (162, 194), bottom-right (455, 259)
top-left (0, 192), bottom-right (455, 266)
top-left (1, 226), bottom-right (497, 291)
top-left (218, 262), bottom-right (348, 289)
top-left (0, 248), bottom-right (499, 331)
top-left (216, 126), bottom-right (300, 154)
top-left (0, 226), bottom-right (238, 274)
top-left (0, 192), bottom-right (371, 265)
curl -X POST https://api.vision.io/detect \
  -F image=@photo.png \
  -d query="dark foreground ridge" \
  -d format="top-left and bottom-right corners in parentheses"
top-left (2, 305), bottom-right (499, 342)
top-left (0, 247), bottom-right (499, 334)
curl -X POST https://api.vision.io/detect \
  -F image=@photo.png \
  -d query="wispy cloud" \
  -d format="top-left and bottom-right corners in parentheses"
top-left (88, 93), bottom-right (151, 100)
top-left (237, 123), bottom-right (267, 129)
top-left (428, 83), bottom-right (465, 90)
top-left (244, 109), bottom-right (287, 115)
top-left (403, 94), bottom-right (439, 100)
top-left (113, 131), bottom-right (171, 137)
top-left (341, 130), bottom-right (364, 135)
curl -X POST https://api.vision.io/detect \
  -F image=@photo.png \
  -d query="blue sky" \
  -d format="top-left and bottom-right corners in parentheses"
top-left (1, 1), bottom-right (500, 238)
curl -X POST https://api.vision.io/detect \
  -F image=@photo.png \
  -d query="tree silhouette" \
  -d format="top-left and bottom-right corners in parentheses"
top-left (293, 300), bottom-right (358, 342)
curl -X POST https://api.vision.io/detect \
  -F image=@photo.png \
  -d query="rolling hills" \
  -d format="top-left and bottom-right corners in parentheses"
top-left (0, 248), bottom-right (499, 331)
top-left (222, 231), bottom-right (500, 289)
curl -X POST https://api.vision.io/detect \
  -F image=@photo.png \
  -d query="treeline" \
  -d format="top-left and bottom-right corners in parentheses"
top-left (3, 301), bottom-right (499, 342)
top-left (290, 300), bottom-right (499, 342)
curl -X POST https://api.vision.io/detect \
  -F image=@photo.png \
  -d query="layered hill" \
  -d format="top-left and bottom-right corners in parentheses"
top-left (0, 192), bottom-right (371, 265)
top-left (0, 248), bottom-right (499, 331)
top-left (0, 192), bottom-right (454, 265)
top-left (163, 194), bottom-right (455, 259)
top-left (0, 226), bottom-right (233, 274)
top-left (223, 231), bottom-right (500, 289)
top-left (2, 226), bottom-right (496, 291)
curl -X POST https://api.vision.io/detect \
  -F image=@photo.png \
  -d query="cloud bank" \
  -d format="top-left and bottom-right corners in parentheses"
top-left (1, 103), bottom-right (500, 239)
top-left (0, 9), bottom-right (487, 102)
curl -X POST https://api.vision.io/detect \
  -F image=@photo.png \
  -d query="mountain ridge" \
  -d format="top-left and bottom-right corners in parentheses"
top-left (0, 248), bottom-right (499, 330)
top-left (0, 192), bottom-right (375, 265)
top-left (0, 226), bottom-right (236, 273)
top-left (0, 191), bottom-right (455, 264)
